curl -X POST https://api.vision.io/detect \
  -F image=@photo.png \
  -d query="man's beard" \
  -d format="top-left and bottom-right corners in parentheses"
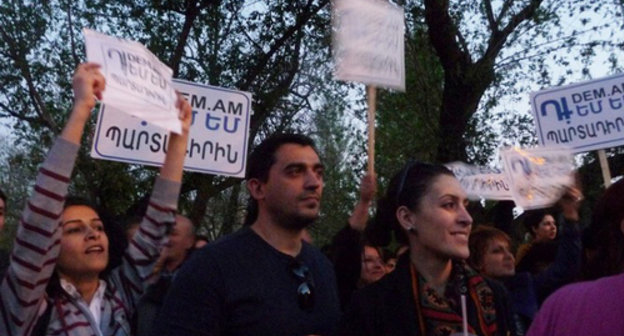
top-left (269, 205), bottom-right (319, 231)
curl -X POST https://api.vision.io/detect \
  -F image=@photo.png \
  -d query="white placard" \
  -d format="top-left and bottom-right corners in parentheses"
top-left (445, 162), bottom-right (513, 201)
top-left (531, 73), bottom-right (624, 153)
top-left (91, 79), bottom-right (252, 178)
top-left (84, 28), bottom-right (181, 134)
top-left (333, 0), bottom-right (405, 91)
top-left (500, 147), bottom-right (574, 210)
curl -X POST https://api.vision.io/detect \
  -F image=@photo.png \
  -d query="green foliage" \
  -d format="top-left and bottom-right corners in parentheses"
top-left (375, 23), bottom-right (442, 185)
top-left (310, 90), bottom-right (366, 247)
top-left (3, 0), bottom-right (624, 246)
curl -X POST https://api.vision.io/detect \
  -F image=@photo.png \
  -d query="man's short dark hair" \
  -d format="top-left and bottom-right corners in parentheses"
top-left (243, 133), bottom-right (318, 226)
top-left (246, 133), bottom-right (318, 182)
top-left (0, 188), bottom-right (6, 204)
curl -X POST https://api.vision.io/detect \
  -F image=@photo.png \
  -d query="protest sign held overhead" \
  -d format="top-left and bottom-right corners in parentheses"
top-left (531, 73), bottom-right (624, 153)
top-left (91, 79), bottom-right (252, 178)
top-left (332, 0), bottom-right (405, 91)
top-left (500, 147), bottom-right (574, 210)
top-left (445, 162), bottom-right (513, 201)
top-left (83, 28), bottom-right (181, 134)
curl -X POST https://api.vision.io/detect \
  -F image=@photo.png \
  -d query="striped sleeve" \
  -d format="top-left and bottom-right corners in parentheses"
top-left (0, 138), bottom-right (79, 336)
top-left (110, 176), bottom-right (180, 312)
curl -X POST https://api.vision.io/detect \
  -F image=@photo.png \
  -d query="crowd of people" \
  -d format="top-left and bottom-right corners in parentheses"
top-left (0, 63), bottom-right (623, 336)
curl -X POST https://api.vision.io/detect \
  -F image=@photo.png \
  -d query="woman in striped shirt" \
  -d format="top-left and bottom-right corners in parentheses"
top-left (0, 62), bottom-right (192, 336)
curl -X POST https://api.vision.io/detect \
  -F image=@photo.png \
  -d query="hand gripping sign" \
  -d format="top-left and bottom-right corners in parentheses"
top-left (84, 28), bottom-right (181, 134)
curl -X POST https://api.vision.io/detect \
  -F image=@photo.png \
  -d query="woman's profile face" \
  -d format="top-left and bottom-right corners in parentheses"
top-left (57, 205), bottom-right (109, 280)
top-left (408, 174), bottom-right (473, 260)
top-left (533, 214), bottom-right (557, 242)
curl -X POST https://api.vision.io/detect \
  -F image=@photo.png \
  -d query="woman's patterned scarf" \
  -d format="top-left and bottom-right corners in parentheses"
top-left (410, 261), bottom-right (498, 336)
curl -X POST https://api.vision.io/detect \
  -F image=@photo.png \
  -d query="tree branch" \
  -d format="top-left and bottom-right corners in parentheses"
top-left (483, 0), bottom-right (498, 33)
top-left (483, 0), bottom-right (543, 62)
top-left (424, 0), bottom-right (471, 71)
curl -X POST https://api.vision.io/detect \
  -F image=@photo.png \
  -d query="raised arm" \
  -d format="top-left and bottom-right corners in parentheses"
top-left (0, 63), bottom-right (104, 336)
top-left (111, 93), bottom-right (192, 309)
top-left (533, 187), bottom-right (583, 300)
top-left (348, 173), bottom-right (377, 232)
top-left (332, 173), bottom-right (377, 309)
top-left (61, 62), bottom-right (105, 144)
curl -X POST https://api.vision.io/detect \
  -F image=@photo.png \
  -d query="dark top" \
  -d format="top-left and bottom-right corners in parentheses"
top-left (154, 226), bottom-right (341, 336)
top-left (337, 255), bottom-right (514, 336)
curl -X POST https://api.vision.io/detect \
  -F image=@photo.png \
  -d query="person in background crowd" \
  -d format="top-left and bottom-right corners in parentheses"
top-left (515, 210), bottom-right (557, 266)
top-left (338, 161), bottom-right (514, 336)
top-left (135, 214), bottom-right (196, 336)
top-left (527, 178), bottom-right (624, 336)
top-left (0, 62), bottom-right (192, 336)
top-left (154, 133), bottom-right (341, 336)
top-left (469, 189), bottom-right (582, 335)
top-left (359, 244), bottom-right (386, 287)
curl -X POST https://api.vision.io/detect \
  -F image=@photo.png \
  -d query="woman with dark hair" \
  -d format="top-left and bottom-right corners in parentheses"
top-left (527, 178), bottom-right (624, 335)
top-left (515, 210), bottom-right (557, 266)
top-left (0, 63), bottom-right (192, 336)
top-left (337, 161), bottom-right (514, 336)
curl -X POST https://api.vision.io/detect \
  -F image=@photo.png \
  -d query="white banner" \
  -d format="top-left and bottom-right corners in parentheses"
top-left (531, 73), bottom-right (624, 153)
top-left (332, 0), bottom-right (405, 91)
top-left (445, 162), bottom-right (513, 201)
top-left (500, 147), bottom-right (574, 210)
top-left (91, 79), bottom-right (252, 178)
top-left (84, 28), bottom-right (181, 134)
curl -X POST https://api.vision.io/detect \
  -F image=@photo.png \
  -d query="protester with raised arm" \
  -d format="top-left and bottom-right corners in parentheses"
top-left (0, 62), bottom-right (192, 336)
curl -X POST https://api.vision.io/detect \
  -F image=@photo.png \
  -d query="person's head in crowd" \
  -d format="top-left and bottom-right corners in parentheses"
top-left (583, 178), bottom-right (624, 280)
top-left (58, 197), bottom-right (110, 283)
top-left (469, 226), bottom-right (516, 278)
top-left (163, 215), bottom-right (196, 266)
top-left (194, 234), bottom-right (209, 249)
top-left (374, 161), bottom-right (471, 262)
top-left (244, 133), bottom-right (323, 231)
top-left (382, 248), bottom-right (397, 273)
top-left (359, 244), bottom-right (386, 286)
top-left (524, 210), bottom-right (557, 242)
top-left (0, 188), bottom-right (6, 232)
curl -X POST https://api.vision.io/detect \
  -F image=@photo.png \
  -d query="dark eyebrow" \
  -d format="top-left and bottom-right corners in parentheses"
top-left (62, 218), bottom-right (102, 226)
top-left (284, 162), bottom-right (307, 170)
top-left (283, 162), bottom-right (324, 171)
